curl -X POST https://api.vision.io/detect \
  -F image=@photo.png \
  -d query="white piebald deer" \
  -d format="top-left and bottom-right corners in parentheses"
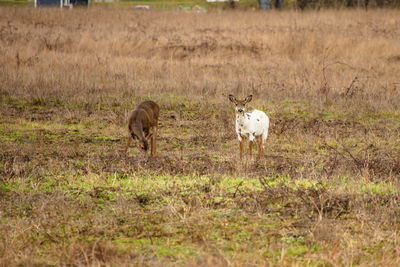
top-left (125, 100), bottom-right (159, 157)
top-left (229, 94), bottom-right (269, 160)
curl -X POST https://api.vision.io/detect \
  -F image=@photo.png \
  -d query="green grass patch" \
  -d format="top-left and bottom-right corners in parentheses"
top-left (0, 0), bottom-right (31, 6)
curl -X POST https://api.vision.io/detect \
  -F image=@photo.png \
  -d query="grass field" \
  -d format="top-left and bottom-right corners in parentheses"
top-left (1, 6), bottom-right (400, 266)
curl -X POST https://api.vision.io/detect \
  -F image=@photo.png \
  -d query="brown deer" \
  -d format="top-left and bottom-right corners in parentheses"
top-left (124, 100), bottom-right (159, 157)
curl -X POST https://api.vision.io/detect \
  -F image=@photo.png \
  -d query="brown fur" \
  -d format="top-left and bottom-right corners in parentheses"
top-left (125, 100), bottom-right (159, 157)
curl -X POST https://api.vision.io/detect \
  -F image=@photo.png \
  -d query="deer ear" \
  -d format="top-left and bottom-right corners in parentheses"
top-left (228, 94), bottom-right (238, 104)
top-left (244, 95), bottom-right (253, 103)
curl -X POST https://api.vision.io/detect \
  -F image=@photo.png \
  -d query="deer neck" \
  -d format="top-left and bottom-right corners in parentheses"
top-left (236, 112), bottom-right (246, 123)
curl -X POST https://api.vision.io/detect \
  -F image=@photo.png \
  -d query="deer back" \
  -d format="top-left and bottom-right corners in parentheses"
top-left (129, 101), bottom-right (159, 128)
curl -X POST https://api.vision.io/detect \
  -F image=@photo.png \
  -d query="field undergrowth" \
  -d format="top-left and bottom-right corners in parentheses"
top-left (1, 7), bottom-right (400, 266)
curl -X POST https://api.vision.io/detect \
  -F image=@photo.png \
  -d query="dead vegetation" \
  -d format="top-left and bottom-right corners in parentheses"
top-left (1, 6), bottom-right (400, 266)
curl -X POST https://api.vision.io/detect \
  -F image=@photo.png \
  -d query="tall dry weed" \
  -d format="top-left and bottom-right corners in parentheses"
top-left (0, 7), bottom-right (399, 110)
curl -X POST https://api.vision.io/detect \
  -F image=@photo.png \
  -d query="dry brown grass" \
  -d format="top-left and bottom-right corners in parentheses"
top-left (1, 6), bottom-right (400, 266)
top-left (1, 7), bottom-right (400, 109)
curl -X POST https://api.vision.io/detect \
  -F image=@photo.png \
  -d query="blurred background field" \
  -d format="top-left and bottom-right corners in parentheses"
top-left (0, 0), bottom-right (399, 9)
top-left (1, 6), bottom-right (400, 266)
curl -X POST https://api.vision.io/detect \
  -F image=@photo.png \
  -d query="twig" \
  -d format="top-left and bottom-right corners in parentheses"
top-left (233, 181), bottom-right (243, 198)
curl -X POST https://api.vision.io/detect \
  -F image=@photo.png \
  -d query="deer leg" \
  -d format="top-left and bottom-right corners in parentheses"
top-left (249, 140), bottom-right (253, 160)
top-left (256, 136), bottom-right (262, 160)
top-left (149, 127), bottom-right (154, 157)
top-left (151, 127), bottom-right (157, 157)
top-left (150, 137), bottom-right (154, 157)
top-left (125, 134), bottom-right (132, 153)
top-left (154, 127), bottom-right (157, 156)
top-left (260, 139), bottom-right (264, 159)
top-left (239, 139), bottom-right (244, 160)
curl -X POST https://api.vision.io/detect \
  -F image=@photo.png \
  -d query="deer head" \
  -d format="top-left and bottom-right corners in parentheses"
top-left (228, 94), bottom-right (253, 114)
top-left (131, 125), bottom-right (149, 152)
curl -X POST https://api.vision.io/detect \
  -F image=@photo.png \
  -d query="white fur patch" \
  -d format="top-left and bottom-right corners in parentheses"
top-left (235, 109), bottom-right (269, 142)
